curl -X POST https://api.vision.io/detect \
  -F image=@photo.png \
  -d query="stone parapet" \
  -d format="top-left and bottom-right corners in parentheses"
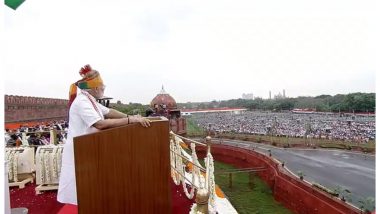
top-left (4, 95), bottom-right (68, 123)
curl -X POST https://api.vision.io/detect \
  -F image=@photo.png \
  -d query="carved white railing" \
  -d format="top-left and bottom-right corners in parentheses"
top-left (170, 132), bottom-right (216, 214)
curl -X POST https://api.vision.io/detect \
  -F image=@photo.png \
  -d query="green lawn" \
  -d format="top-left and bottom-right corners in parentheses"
top-left (185, 117), bottom-right (205, 136)
top-left (214, 161), bottom-right (293, 214)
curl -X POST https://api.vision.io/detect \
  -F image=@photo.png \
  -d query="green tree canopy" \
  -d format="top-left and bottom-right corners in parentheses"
top-left (177, 93), bottom-right (375, 113)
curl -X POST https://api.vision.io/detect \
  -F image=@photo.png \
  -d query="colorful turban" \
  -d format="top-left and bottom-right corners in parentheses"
top-left (68, 64), bottom-right (104, 108)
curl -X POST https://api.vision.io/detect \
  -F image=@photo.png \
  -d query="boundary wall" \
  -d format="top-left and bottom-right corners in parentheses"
top-left (4, 95), bottom-right (68, 124)
top-left (196, 144), bottom-right (361, 214)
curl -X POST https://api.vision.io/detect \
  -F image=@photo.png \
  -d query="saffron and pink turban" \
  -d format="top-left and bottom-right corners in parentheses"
top-left (68, 64), bottom-right (103, 108)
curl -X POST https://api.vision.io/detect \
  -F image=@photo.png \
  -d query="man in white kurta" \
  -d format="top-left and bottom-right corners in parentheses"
top-left (57, 89), bottom-right (110, 205)
top-left (57, 64), bottom-right (150, 205)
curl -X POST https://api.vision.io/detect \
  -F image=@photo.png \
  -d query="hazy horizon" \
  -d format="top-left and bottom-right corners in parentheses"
top-left (3, 91), bottom-right (375, 105)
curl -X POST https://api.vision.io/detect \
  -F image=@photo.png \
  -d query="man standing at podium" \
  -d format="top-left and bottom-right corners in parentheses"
top-left (57, 64), bottom-right (151, 205)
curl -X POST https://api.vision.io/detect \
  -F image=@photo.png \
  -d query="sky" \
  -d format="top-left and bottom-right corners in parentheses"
top-left (2, 0), bottom-right (377, 104)
top-left (0, 1), bottom-right (379, 209)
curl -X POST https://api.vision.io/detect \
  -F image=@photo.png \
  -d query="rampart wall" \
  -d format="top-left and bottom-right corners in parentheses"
top-left (196, 144), bottom-right (361, 214)
top-left (4, 95), bottom-right (68, 123)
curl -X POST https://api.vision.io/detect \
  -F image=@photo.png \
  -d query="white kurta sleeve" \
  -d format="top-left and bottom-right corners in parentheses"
top-left (78, 99), bottom-right (103, 128)
top-left (97, 102), bottom-right (110, 115)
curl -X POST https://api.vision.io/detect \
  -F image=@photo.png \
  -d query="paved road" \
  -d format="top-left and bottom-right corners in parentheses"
top-left (210, 139), bottom-right (375, 207)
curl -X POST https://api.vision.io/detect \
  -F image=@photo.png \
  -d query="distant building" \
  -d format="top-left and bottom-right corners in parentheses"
top-left (97, 97), bottom-right (113, 107)
top-left (242, 93), bottom-right (253, 100)
top-left (274, 92), bottom-right (284, 100)
top-left (272, 90), bottom-right (286, 100)
top-left (181, 107), bottom-right (247, 116)
top-left (149, 86), bottom-right (186, 135)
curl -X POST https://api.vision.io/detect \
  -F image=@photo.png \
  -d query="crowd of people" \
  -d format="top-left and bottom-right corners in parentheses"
top-left (4, 120), bottom-right (68, 147)
top-left (191, 111), bottom-right (376, 143)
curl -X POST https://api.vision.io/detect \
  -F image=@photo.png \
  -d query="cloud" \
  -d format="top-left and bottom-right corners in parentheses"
top-left (3, 0), bottom-right (376, 103)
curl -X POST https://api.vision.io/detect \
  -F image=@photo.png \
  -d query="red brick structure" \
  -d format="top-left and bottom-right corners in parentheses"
top-left (150, 87), bottom-right (186, 135)
top-left (4, 95), bottom-right (68, 124)
top-left (196, 144), bottom-right (362, 214)
top-left (151, 88), bottom-right (178, 110)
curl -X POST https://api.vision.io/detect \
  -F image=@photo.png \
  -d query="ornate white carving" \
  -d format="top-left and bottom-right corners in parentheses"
top-left (13, 152), bottom-right (19, 182)
top-left (44, 151), bottom-right (51, 183)
top-left (169, 132), bottom-right (216, 209)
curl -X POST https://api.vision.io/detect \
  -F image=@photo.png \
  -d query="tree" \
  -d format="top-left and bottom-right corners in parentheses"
top-left (333, 186), bottom-right (352, 202)
top-left (176, 92), bottom-right (375, 113)
top-left (316, 103), bottom-right (330, 112)
top-left (296, 171), bottom-right (305, 180)
top-left (358, 196), bottom-right (375, 213)
top-left (112, 103), bottom-right (149, 115)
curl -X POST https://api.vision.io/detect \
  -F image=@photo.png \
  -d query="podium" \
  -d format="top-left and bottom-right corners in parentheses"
top-left (74, 117), bottom-right (171, 214)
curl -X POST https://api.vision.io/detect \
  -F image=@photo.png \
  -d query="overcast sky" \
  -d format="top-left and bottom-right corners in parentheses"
top-left (3, 0), bottom-right (376, 104)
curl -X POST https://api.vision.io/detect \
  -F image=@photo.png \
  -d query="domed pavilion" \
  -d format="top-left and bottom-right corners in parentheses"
top-left (149, 86), bottom-right (186, 135)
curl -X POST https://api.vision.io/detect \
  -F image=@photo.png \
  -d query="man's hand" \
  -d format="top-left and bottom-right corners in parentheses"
top-left (134, 117), bottom-right (150, 127)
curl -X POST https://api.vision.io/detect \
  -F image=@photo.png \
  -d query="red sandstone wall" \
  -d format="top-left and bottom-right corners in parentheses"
top-left (4, 95), bottom-right (68, 123)
top-left (196, 144), bottom-right (361, 214)
top-left (168, 118), bottom-right (187, 135)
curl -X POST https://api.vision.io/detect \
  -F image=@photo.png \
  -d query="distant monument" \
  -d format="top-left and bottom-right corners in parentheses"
top-left (149, 86), bottom-right (186, 135)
